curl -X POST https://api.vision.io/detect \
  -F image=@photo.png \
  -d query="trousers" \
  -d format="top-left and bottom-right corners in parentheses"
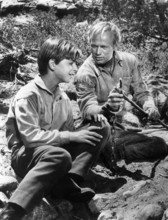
top-left (9, 121), bottom-right (110, 212)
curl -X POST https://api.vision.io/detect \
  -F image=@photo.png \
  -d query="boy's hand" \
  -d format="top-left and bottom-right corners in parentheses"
top-left (70, 126), bottom-right (103, 146)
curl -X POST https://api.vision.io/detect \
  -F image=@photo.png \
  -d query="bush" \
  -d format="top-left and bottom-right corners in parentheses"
top-left (1, 10), bottom-right (91, 61)
top-left (1, 8), bottom-right (168, 81)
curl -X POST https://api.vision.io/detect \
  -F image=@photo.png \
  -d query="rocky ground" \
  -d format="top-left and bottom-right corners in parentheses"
top-left (1, 77), bottom-right (168, 220)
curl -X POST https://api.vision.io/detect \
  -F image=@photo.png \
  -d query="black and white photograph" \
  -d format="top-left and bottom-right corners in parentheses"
top-left (0, 0), bottom-right (168, 219)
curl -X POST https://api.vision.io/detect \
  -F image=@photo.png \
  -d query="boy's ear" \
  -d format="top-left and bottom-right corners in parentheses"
top-left (48, 59), bottom-right (56, 71)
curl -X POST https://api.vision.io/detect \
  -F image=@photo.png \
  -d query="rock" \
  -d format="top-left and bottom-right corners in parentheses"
top-left (1, 0), bottom-right (25, 13)
top-left (123, 180), bottom-right (151, 199)
top-left (158, 158), bottom-right (168, 177)
top-left (162, 42), bottom-right (167, 51)
top-left (162, 208), bottom-right (168, 220)
top-left (23, 198), bottom-right (96, 220)
top-left (122, 111), bottom-right (141, 127)
top-left (1, 0), bottom-right (101, 16)
top-left (89, 193), bottom-right (118, 215)
top-left (139, 190), bottom-right (155, 198)
top-left (97, 210), bottom-right (116, 220)
top-left (67, 4), bottom-right (77, 11)
top-left (36, 0), bottom-right (58, 8)
top-left (76, 20), bottom-right (88, 27)
top-left (97, 210), bottom-right (125, 220)
top-left (0, 175), bottom-right (18, 192)
top-left (137, 203), bottom-right (164, 220)
top-left (23, 199), bottom-right (60, 220)
top-left (1, 0), bottom-right (24, 9)
top-left (161, 96), bottom-right (168, 122)
top-left (55, 2), bottom-right (68, 10)
top-left (0, 191), bottom-right (8, 208)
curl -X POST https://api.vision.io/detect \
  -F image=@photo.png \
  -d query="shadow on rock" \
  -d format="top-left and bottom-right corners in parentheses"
top-left (85, 169), bottom-right (127, 194)
top-left (0, 102), bottom-right (9, 114)
top-left (114, 165), bottom-right (151, 181)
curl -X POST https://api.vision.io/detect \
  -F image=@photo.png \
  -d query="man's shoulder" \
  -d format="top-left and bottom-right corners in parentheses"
top-left (76, 55), bottom-right (98, 78)
top-left (116, 51), bottom-right (138, 63)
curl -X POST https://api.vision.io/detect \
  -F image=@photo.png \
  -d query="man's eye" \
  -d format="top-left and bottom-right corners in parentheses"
top-left (101, 46), bottom-right (107, 49)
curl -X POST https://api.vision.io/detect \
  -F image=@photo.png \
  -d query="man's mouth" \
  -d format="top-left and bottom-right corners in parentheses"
top-left (95, 56), bottom-right (103, 60)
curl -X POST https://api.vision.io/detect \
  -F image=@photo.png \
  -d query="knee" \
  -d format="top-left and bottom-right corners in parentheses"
top-left (43, 147), bottom-right (72, 171)
top-left (59, 148), bottom-right (72, 167)
top-left (89, 120), bottom-right (111, 138)
top-left (101, 120), bottom-right (111, 137)
top-left (90, 120), bottom-right (110, 131)
top-left (97, 120), bottom-right (111, 140)
top-left (89, 120), bottom-right (111, 145)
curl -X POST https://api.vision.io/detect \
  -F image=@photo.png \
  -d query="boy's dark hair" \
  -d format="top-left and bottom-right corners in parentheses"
top-left (38, 37), bottom-right (81, 75)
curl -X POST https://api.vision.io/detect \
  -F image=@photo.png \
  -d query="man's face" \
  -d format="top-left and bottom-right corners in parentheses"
top-left (90, 30), bottom-right (115, 65)
top-left (54, 59), bottom-right (78, 83)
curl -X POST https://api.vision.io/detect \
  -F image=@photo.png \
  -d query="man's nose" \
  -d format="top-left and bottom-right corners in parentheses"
top-left (96, 47), bottom-right (101, 54)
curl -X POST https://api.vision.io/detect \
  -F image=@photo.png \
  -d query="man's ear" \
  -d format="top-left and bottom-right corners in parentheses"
top-left (48, 59), bottom-right (56, 71)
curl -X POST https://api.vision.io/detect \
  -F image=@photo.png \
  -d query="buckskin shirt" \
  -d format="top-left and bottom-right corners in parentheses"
top-left (75, 51), bottom-right (155, 119)
top-left (6, 75), bottom-right (74, 149)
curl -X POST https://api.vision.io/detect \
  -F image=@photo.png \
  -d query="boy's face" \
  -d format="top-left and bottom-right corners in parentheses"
top-left (54, 59), bottom-right (78, 83)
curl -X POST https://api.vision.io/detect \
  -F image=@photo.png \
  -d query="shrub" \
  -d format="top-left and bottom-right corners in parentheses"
top-left (1, 10), bottom-right (91, 62)
top-left (1, 8), bottom-right (168, 81)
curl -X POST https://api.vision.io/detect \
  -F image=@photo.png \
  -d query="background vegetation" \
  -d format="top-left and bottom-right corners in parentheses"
top-left (1, 0), bottom-right (168, 91)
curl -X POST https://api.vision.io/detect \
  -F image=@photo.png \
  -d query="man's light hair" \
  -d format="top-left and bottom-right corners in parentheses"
top-left (88, 21), bottom-right (121, 46)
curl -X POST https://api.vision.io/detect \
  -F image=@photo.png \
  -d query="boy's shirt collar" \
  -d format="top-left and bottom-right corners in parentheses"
top-left (34, 75), bottom-right (62, 100)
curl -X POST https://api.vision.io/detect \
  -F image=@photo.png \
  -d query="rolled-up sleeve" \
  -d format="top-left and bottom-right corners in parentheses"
top-left (75, 72), bottom-right (102, 119)
top-left (131, 57), bottom-right (155, 108)
top-left (14, 98), bottom-right (70, 148)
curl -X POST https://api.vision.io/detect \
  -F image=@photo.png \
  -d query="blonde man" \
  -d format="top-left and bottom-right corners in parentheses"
top-left (75, 21), bottom-right (168, 165)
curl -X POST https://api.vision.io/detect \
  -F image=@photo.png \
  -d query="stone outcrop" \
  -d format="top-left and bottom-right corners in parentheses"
top-left (137, 203), bottom-right (164, 220)
top-left (0, 0), bottom-right (102, 16)
top-left (1, 159), bottom-right (168, 220)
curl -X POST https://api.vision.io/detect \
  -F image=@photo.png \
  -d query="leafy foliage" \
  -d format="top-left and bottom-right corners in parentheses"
top-left (1, 4), bottom-right (168, 84)
top-left (102, 0), bottom-right (168, 43)
top-left (0, 10), bottom-right (91, 61)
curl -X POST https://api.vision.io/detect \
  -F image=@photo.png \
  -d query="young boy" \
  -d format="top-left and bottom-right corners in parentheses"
top-left (0, 37), bottom-right (110, 220)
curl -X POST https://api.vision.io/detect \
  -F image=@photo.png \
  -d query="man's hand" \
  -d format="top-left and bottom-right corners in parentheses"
top-left (146, 107), bottom-right (160, 120)
top-left (70, 126), bottom-right (103, 146)
top-left (107, 90), bottom-right (124, 112)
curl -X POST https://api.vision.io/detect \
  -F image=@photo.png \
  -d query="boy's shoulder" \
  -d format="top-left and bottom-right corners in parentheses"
top-left (14, 79), bottom-right (37, 100)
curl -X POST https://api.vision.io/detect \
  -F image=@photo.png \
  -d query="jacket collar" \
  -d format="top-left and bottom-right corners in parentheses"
top-left (92, 51), bottom-right (123, 77)
top-left (34, 75), bottom-right (61, 98)
top-left (114, 51), bottom-right (123, 67)
top-left (92, 50), bottom-right (123, 72)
